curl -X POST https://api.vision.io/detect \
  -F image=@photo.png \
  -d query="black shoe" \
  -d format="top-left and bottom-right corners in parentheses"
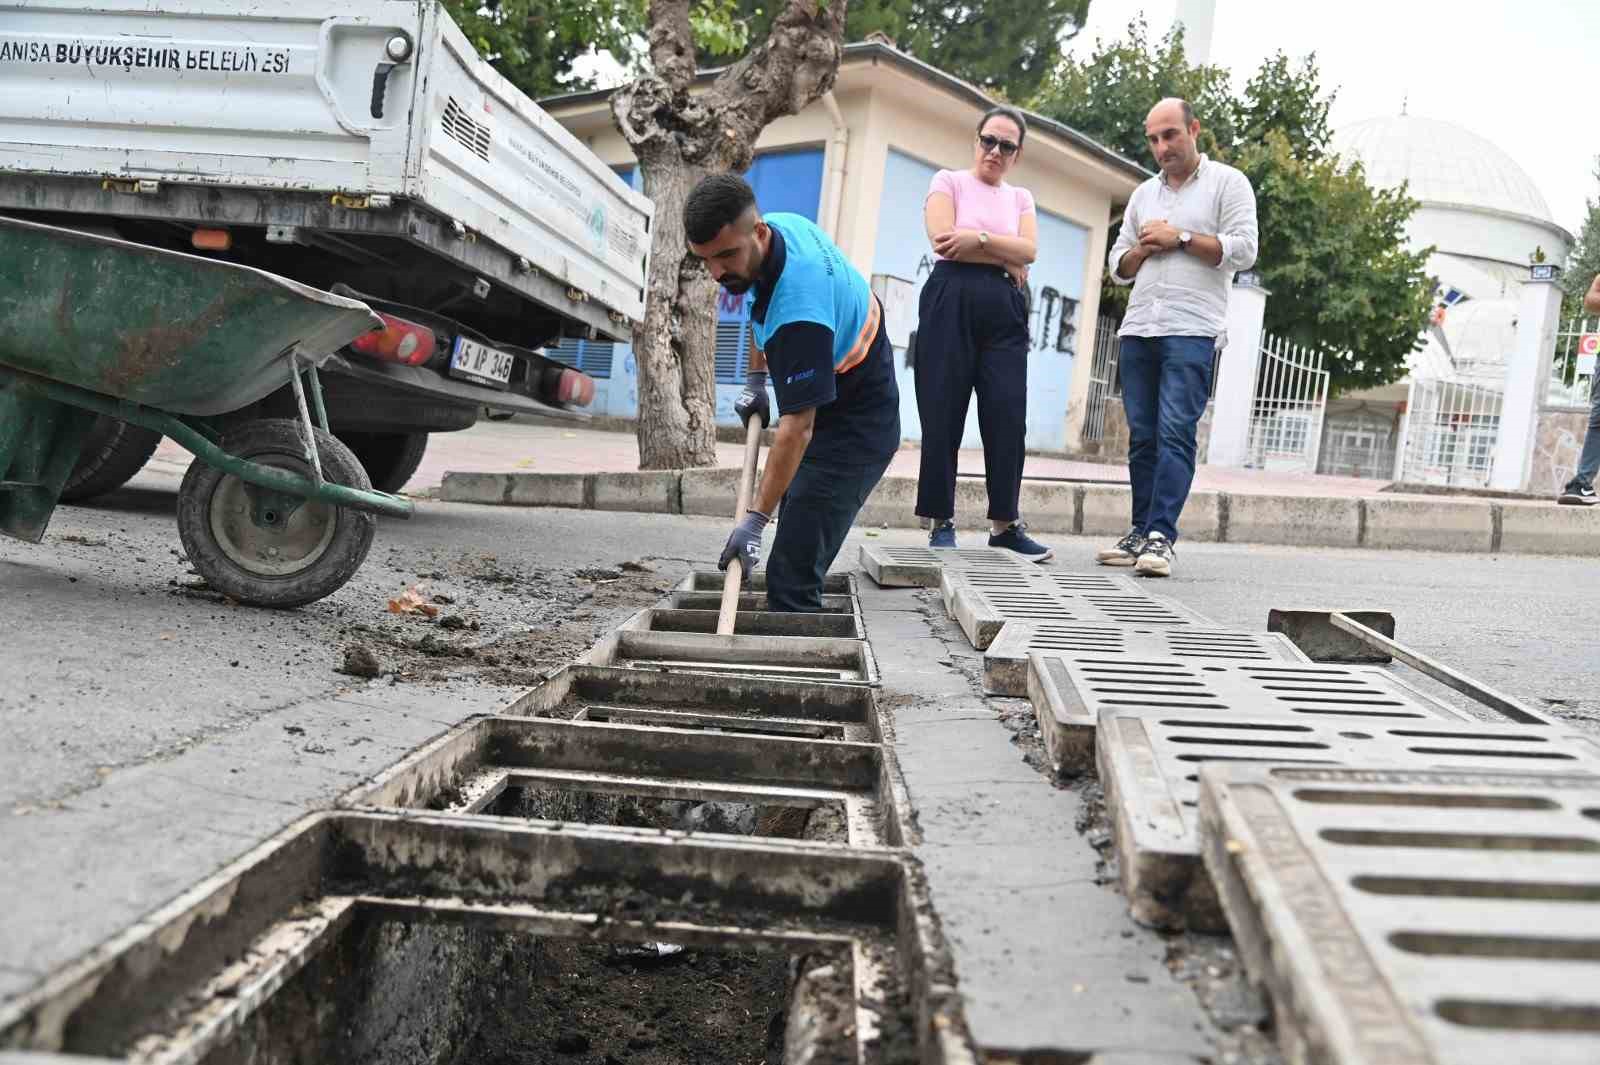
top-left (1558, 481), bottom-right (1598, 506)
top-left (929, 521), bottom-right (957, 548)
top-left (988, 521), bottom-right (1053, 562)
top-left (1095, 528), bottom-right (1145, 567)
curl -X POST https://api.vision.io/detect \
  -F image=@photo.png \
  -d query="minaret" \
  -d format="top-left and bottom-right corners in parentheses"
top-left (1173, 0), bottom-right (1217, 65)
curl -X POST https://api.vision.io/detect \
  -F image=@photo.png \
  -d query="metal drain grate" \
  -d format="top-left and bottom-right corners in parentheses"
top-left (1100, 708), bottom-right (1600, 931)
top-left (1026, 653), bottom-right (1467, 773)
top-left (984, 624), bottom-right (1308, 696)
top-left (942, 580), bottom-right (1204, 651)
top-left (857, 544), bottom-right (1037, 587)
top-left (1200, 765), bottom-right (1600, 1065)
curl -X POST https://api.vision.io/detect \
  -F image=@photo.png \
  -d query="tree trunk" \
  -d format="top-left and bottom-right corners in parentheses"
top-left (613, 0), bottom-right (848, 471)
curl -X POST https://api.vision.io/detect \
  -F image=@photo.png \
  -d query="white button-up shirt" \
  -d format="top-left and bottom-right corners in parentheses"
top-left (1108, 154), bottom-right (1258, 339)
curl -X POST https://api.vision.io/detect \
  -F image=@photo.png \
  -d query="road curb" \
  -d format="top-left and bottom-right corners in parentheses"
top-left (438, 469), bottom-right (1600, 556)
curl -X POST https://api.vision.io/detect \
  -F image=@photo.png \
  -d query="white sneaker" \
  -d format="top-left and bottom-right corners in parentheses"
top-left (1135, 533), bottom-right (1174, 577)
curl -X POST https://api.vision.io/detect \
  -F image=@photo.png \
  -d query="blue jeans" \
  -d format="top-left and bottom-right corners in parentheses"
top-left (1572, 381), bottom-right (1600, 488)
top-left (766, 453), bottom-right (894, 612)
top-left (1119, 335), bottom-right (1216, 541)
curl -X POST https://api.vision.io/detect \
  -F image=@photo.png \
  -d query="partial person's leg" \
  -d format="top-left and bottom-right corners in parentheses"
top-left (767, 455), bottom-right (892, 612)
top-left (975, 281), bottom-right (1030, 526)
top-left (914, 273), bottom-right (978, 522)
top-left (1145, 336), bottom-right (1216, 541)
top-left (1117, 336), bottom-right (1161, 532)
top-left (1573, 381), bottom-right (1600, 486)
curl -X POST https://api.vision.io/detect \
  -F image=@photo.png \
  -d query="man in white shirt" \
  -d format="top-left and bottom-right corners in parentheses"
top-left (1097, 97), bottom-right (1258, 577)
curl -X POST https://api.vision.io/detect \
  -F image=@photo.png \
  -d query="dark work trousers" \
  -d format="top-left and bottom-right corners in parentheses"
top-left (1118, 335), bottom-right (1217, 541)
top-left (766, 453), bottom-right (895, 612)
top-left (913, 260), bottom-right (1030, 523)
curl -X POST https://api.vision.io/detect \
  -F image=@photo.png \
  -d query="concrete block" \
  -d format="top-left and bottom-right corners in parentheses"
top-left (1224, 492), bottom-right (1361, 547)
top-left (855, 475), bottom-right (920, 530)
top-left (1363, 496), bottom-right (1492, 553)
top-left (591, 471), bottom-right (679, 514)
top-left (1497, 500), bottom-right (1600, 556)
top-left (1176, 489), bottom-right (1221, 542)
top-left (680, 466), bottom-right (745, 518)
top-left (1016, 481), bottom-right (1080, 534)
top-left (439, 471), bottom-right (511, 505)
top-left (505, 472), bottom-right (587, 508)
top-left (1080, 484), bottom-right (1133, 538)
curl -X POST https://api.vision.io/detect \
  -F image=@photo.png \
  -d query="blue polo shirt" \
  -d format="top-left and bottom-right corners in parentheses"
top-left (750, 214), bottom-right (900, 464)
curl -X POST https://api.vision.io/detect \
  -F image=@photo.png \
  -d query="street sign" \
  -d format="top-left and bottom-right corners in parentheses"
top-left (1579, 334), bottom-right (1599, 376)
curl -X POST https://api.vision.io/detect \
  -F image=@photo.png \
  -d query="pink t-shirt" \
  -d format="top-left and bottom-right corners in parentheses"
top-left (926, 168), bottom-right (1035, 259)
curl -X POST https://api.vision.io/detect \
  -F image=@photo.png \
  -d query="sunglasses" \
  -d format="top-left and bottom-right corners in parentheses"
top-left (977, 133), bottom-right (1019, 157)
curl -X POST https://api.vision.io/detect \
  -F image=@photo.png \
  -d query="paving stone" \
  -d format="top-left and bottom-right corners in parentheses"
top-left (1199, 765), bottom-right (1600, 1065)
top-left (1026, 654), bottom-right (1467, 774)
top-left (856, 544), bottom-right (1037, 587)
top-left (1099, 709), bottom-right (1600, 932)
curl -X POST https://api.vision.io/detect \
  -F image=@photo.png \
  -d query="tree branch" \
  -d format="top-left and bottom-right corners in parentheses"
top-left (647, 0), bottom-right (697, 90)
top-left (703, 0), bottom-right (847, 163)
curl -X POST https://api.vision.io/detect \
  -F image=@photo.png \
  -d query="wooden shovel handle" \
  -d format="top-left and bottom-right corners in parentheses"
top-left (716, 418), bottom-right (764, 635)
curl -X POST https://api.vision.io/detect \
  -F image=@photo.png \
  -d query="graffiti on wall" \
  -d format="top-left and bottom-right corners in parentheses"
top-left (912, 254), bottom-right (1078, 353)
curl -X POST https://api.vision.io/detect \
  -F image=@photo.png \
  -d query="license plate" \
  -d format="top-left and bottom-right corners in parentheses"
top-left (448, 336), bottom-right (516, 388)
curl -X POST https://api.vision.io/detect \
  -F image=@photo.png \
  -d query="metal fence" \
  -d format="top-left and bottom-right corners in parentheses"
top-left (1394, 377), bottom-right (1504, 487)
top-left (1548, 315), bottom-right (1597, 408)
top-left (1081, 314), bottom-right (1121, 444)
top-left (1245, 333), bottom-right (1329, 473)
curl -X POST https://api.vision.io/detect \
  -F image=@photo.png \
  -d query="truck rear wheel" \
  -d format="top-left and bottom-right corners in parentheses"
top-left (177, 419), bottom-right (376, 609)
top-left (60, 416), bottom-right (162, 502)
top-left (336, 431), bottom-right (429, 494)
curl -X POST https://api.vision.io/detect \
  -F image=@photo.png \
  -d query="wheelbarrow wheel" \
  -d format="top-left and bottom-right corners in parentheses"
top-left (176, 419), bottom-right (377, 609)
top-left (60, 415), bottom-right (162, 502)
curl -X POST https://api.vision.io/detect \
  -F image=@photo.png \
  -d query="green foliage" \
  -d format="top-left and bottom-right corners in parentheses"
top-left (439, 0), bottom-right (645, 97)
top-left (1561, 160), bottom-right (1600, 319)
top-left (1031, 19), bottom-right (1432, 395)
top-left (722, 0), bottom-right (1090, 100)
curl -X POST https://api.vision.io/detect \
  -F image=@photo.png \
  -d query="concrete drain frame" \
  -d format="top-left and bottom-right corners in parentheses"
top-left (856, 545), bottom-right (1036, 588)
top-left (584, 628), bottom-right (880, 684)
top-left (1200, 765), bottom-right (1600, 1065)
top-left (340, 713), bottom-right (894, 849)
top-left (1097, 707), bottom-right (1600, 932)
top-left (0, 811), bottom-right (971, 1065)
top-left (623, 604), bottom-right (865, 640)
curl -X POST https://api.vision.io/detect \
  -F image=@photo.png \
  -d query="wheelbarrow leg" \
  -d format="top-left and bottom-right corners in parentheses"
top-left (0, 384), bottom-right (98, 543)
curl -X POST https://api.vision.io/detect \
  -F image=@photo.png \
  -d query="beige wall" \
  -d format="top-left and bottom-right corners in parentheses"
top-left (546, 55), bottom-right (1141, 452)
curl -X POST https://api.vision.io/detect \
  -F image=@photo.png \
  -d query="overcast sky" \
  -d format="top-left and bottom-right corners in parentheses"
top-left (1074, 1), bottom-right (1594, 235)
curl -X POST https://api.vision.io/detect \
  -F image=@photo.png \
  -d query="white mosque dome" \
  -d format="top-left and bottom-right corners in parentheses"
top-left (1331, 114), bottom-right (1573, 283)
top-left (1332, 115), bottom-right (1552, 223)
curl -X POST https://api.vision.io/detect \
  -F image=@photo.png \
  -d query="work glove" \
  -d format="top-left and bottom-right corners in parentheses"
top-left (734, 371), bottom-right (771, 428)
top-left (718, 509), bottom-right (770, 577)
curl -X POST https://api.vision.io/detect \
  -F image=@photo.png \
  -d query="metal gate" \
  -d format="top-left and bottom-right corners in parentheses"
top-left (1393, 377), bottom-right (1503, 487)
top-left (1081, 314), bottom-right (1121, 445)
top-left (1548, 314), bottom-right (1598, 406)
top-left (1246, 333), bottom-right (1329, 472)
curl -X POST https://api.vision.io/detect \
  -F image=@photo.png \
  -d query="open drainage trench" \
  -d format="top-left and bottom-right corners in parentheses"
top-left (2, 570), bottom-right (961, 1065)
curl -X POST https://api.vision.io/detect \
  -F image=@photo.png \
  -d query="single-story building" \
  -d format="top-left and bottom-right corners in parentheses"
top-left (540, 38), bottom-right (1148, 452)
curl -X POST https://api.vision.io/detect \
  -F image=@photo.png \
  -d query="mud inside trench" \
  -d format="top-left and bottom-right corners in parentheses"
top-left (201, 912), bottom-right (855, 1065)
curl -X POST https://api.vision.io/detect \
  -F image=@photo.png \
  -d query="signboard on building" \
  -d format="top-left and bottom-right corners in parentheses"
top-left (1578, 332), bottom-right (1599, 376)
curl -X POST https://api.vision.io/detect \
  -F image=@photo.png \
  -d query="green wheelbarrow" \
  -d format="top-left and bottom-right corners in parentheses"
top-left (0, 216), bottom-right (414, 608)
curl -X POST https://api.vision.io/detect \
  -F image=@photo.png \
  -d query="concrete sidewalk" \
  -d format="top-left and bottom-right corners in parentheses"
top-left (428, 419), bottom-right (1600, 557)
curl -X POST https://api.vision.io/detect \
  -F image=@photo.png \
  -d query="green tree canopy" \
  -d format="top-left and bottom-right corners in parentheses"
top-left (1030, 19), bottom-right (1433, 395)
top-left (1561, 159), bottom-right (1600, 319)
top-left (439, 0), bottom-right (648, 98)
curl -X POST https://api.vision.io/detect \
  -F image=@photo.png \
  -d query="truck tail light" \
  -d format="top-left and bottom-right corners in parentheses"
top-left (349, 312), bottom-right (437, 367)
top-left (540, 366), bottom-right (595, 408)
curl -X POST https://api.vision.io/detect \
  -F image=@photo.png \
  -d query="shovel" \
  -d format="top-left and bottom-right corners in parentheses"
top-left (717, 418), bottom-right (764, 635)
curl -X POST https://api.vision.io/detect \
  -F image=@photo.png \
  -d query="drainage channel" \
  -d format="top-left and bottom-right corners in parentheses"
top-left (0, 567), bottom-right (973, 1065)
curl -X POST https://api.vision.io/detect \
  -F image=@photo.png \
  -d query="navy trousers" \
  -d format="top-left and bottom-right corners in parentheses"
top-left (766, 453), bottom-right (894, 612)
top-left (913, 260), bottom-right (1030, 522)
top-left (1118, 334), bottom-right (1216, 541)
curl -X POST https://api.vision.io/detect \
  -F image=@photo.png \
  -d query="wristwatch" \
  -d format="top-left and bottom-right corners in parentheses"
top-left (1179, 230), bottom-right (1193, 250)
top-left (978, 231), bottom-right (990, 248)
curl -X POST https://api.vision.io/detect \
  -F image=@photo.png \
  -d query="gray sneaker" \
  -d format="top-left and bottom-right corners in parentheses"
top-left (1095, 528), bottom-right (1145, 567)
top-left (1135, 532), bottom-right (1175, 577)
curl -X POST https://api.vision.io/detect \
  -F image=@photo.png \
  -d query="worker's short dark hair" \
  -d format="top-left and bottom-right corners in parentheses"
top-left (684, 173), bottom-right (757, 244)
top-left (977, 105), bottom-right (1028, 146)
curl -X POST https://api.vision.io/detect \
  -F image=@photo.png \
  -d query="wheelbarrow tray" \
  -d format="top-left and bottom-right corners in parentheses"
top-left (0, 215), bottom-right (379, 416)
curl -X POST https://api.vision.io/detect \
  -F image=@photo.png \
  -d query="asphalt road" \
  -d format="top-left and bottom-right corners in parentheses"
top-left (3, 459), bottom-right (1597, 1009)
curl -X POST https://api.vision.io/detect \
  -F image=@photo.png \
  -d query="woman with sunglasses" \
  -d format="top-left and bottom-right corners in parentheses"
top-left (913, 105), bottom-right (1050, 560)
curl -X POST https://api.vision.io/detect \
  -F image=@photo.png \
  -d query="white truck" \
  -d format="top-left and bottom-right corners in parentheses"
top-left (0, 0), bottom-right (651, 493)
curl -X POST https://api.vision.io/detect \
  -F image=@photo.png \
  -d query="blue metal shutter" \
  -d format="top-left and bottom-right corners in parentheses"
top-left (545, 338), bottom-right (613, 379)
